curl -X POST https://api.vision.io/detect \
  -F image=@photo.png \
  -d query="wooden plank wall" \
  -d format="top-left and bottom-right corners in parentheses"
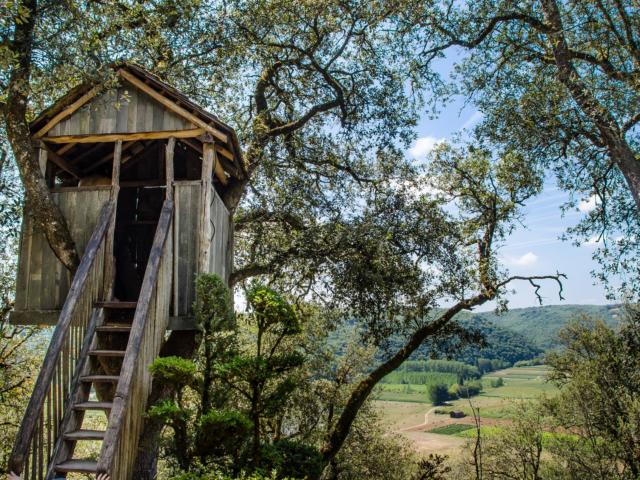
top-left (14, 188), bottom-right (111, 315)
top-left (48, 87), bottom-right (194, 137)
top-left (207, 183), bottom-right (231, 282)
top-left (173, 181), bottom-right (230, 317)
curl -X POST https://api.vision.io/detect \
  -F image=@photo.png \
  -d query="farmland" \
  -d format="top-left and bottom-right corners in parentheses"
top-left (375, 365), bottom-right (557, 457)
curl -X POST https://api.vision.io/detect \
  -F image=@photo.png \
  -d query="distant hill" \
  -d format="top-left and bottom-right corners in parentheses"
top-left (466, 304), bottom-right (622, 350)
top-left (403, 317), bottom-right (544, 366)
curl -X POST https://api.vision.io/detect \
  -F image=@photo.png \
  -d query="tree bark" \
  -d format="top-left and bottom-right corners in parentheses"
top-left (132, 331), bottom-right (200, 479)
top-left (540, 0), bottom-right (640, 211)
top-left (4, 0), bottom-right (80, 273)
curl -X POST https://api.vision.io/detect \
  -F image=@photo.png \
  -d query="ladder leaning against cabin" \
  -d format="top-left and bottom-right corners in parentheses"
top-left (8, 195), bottom-right (174, 480)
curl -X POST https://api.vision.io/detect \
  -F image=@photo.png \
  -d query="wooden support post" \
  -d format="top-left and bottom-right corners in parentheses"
top-left (103, 140), bottom-right (121, 299)
top-left (198, 143), bottom-right (215, 273)
top-left (38, 147), bottom-right (48, 176)
top-left (165, 137), bottom-right (175, 200)
top-left (166, 137), bottom-right (177, 315)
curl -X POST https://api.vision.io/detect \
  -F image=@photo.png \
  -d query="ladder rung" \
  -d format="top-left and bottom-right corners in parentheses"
top-left (64, 429), bottom-right (105, 441)
top-left (96, 325), bottom-right (131, 333)
top-left (73, 401), bottom-right (113, 411)
top-left (89, 349), bottom-right (125, 357)
top-left (55, 459), bottom-right (97, 473)
top-left (96, 301), bottom-right (137, 309)
top-left (81, 375), bottom-right (120, 383)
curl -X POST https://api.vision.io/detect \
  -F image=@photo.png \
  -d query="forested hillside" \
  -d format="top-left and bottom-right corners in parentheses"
top-left (469, 304), bottom-right (621, 350)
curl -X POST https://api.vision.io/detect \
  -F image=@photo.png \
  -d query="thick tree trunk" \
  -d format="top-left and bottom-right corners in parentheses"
top-left (318, 294), bottom-right (489, 479)
top-left (133, 331), bottom-right (200, 478)
top-left (541, 0), bottom-right (640, 211)
top-left (5, 0), bottom-right (80, 273)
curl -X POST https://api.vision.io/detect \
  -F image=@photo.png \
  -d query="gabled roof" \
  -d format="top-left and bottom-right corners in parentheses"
top-left (30, 63), bottom-right (245, 180)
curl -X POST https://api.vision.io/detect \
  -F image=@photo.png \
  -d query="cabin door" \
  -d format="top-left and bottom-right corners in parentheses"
top-left (113, 185), bottom-right (164, 301)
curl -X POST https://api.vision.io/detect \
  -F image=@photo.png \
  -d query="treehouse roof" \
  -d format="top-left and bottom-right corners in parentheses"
top-left (29, 63), bottom-right (244, 185)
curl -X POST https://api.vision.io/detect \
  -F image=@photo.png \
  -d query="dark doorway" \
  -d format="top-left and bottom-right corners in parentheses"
top-left (113, 185), bottom-right (164, 301)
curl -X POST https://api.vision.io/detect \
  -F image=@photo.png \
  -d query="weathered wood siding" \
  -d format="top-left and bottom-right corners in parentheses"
top-left (47, 86), bottom-right (194, 137)
top-left (207, 184), bottom-right (231, 282)
top-left (14, 188), bottom-right (111, 315)
top-left (173, 181), bottom-right (230, 317)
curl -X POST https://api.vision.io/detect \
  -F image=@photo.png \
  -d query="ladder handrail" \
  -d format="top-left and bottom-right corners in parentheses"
top-left (98, 199), bottom-right (174, 478)
top-left (9, 200), bottom-right (115, 476)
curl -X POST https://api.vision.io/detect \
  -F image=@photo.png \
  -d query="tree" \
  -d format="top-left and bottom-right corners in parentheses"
top-left (427, 384), bottom-right (450, 406)
top-left (464, 310), bottom-right (640, 480)
top-left (316, 143), bottom-right (565, 476)
top-left (544, 312), bottom-right (640, 478)
top-left (146, 274), bottom-right (249, 474)
top-left (411, 0), bottom-right (640, 294)
top-left (217, 284), bottom-right (305, 470)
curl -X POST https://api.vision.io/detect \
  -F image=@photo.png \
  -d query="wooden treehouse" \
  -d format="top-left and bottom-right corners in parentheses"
top-left (8, 64), bottom-right (244, 479)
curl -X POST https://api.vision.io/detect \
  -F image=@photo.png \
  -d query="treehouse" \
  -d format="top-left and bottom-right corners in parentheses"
top-left (8, 64), bottom-right (244, 479)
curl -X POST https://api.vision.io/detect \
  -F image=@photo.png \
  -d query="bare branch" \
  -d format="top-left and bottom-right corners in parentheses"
top-left (498, 273), bottom-right (567, 304)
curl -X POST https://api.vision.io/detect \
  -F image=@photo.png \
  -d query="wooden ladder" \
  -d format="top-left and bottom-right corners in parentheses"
top-left (9, 199), bottom-right (174, 480)
top-left (49, 301), bottom-right (135, 476)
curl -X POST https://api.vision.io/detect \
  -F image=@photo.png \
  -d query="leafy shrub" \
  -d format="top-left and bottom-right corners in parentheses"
top-left (149, 356), bottom-right (197, 389)
top-left (427, 383), bottom-right (450, 405)
top-left (195, 409), bottom-right (252, 457)
top-left (261, 440), bottom-right (324, 480)
top-left (490, 377), bottom-right (504, 388)
top-left (449, 380), bottom-right (482, 398)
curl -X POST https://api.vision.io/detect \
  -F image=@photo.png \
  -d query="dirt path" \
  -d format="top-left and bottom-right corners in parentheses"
top-left (399, 407), bottom-right (438, 432)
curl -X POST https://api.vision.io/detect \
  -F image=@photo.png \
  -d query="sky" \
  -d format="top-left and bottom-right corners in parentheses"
top-left (408, 96), bottom-right (615, 310)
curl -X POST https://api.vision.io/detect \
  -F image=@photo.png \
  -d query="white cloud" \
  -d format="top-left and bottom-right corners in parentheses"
top-left (461, 111), bottom-right (483, 130)
top-left (578, 195), bottom-right (598, 213)
top-left (409, 136), bottom-right (445, 159)
top-left (505, 251), bottom-right (539, 267)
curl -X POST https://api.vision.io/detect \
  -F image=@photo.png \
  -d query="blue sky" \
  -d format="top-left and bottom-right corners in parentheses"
top-left (409, 96), bottom-right (614, 310)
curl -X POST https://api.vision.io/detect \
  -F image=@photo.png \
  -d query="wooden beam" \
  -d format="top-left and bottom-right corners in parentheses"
top-left (33, 85), bottom-right (102, 138)
top-left (85, 141), bottom-right (137, 173)
top-left (111, 140), bottom-right (122, 200)
top-left (42, 128), bottom-right (206, 144)
top-left (210, 144), bottom-right (228, 186)
top-left (104, 141), bottom-right (121, 298)
top-left (179, 138), bottom-right (230, 184)
top-left (40, 142), bottom-right (81, 178)
top-left (56, 143), bottom-right (76, 155)
top-left (198, 144), bottom-right (215, 273)
top-left (118, 69), bottom-right (228, 143)
top-left (181, 136), bottom-right (235, 162)
top-left (165, 137), bottom-right (175, 200)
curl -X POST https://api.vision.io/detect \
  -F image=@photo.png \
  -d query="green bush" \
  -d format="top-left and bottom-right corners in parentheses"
top-left (149, 356), bottom-right (197, 389)
top-left (261, 440), bottom-right (324, 480)
top-left (449, 380), bottom-right (482, 398)
top-left (427, 383), bottom-right (450, 405)
top-left (490, 377), bottom-right (504, 388)
top-left (195, 409), bottom-right (252, 457)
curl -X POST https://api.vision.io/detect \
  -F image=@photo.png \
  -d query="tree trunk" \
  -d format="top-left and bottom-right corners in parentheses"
top-left (318, 294), bottom-right (490, 479)
top-left (132, 331), bottom-right (200, 479)
top-left (541, 0), bottom-right (640, 211)
top-left (5, 0), bottom-right (80, 273)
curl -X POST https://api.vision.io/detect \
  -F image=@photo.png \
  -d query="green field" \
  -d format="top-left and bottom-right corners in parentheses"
top-left (428, 424), bottom-right (476, 435)
top-left (376, 366), bottom-right (556, 423)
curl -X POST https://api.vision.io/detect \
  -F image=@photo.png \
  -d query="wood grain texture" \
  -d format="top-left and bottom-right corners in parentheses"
top-left (117, 69), bottom-right (228, 143)
top-left (43, 128), bottom-right (205, 144)
top-left (48, 87), bottom-right (193, 137)
top-left (98, 200), bottom-right (173, 478)
top-left (33, 85), bottom-right (102, 138)
top-left (9, 202), bottom-right (114, 477)
top-left (14, 188), bottom-right (112, 316)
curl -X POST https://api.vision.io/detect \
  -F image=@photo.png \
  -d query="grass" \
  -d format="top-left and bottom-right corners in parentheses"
top-left (428, 424), bottom-right (476, 435)
top-left (376, 365), bottom-right (556, 406)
